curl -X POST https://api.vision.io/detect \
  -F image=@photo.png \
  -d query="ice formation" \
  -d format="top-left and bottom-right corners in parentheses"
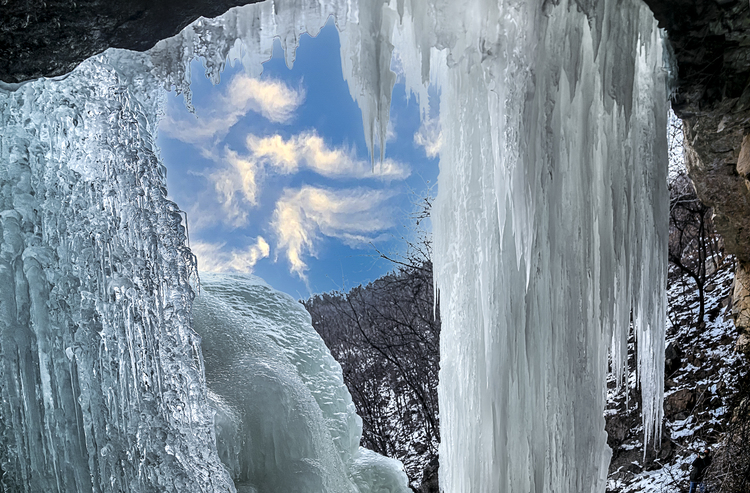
top-left (149, 0), bottom-right (669, 490)
top-left (192, 274), bottom-right (410, 493)
top-left (428, 3), bottom-right (669, 491)
top-left (0, 55), bottom-right (233, 492)
top-left (0, 0), bottom-right (668, 491)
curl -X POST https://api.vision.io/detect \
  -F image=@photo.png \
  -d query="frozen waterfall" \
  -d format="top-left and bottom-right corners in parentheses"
top-left (192, 274), bottom-right (410, 493)
top-left (0, 0), bottom-right (668, 492)
top-left (429, 2), bottom-right (668, 491)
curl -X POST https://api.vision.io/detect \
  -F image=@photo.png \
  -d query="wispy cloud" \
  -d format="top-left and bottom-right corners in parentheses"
top-left (210, 149), bottom-right (261, 227)
top-left (246, 132), bottom-right (410, 180)
top-left (191, 237), bottom-right (270, 273)
top-left (208, 133), bottom-right (409, 227)
top-left (226, 75), bottom-right (305, 124)
top-left (414, 116), bottom-right (441, 158)
top-left (161, 74), bottom-right (305, 146)
top-left (271, 186), bottom-right (395, 280)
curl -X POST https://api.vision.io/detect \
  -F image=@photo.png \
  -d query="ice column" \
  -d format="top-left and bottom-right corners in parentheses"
top-left (424, 1), bottom-right (668, 492)
top-left (0, 55), bottom-right (233, 492)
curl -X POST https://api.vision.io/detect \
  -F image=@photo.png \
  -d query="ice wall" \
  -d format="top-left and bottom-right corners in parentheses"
top-left (0, 55), bottom-right (233, 491)
top-left (192, 273), bottom-right (410, 493)
top-left (421, 2), bottom-right (668, 492)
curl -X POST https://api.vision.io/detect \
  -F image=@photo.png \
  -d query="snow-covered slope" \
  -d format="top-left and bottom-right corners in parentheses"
top-left (606, 257), bottom-right (748, 492)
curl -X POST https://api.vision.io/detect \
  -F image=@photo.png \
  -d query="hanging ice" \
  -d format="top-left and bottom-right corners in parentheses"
top-left (0, 55), bottom-right (234, 492)
top-left (0, 0), bottom-right (668, 491)
top-left (416, 2), bottom-right (668, 491)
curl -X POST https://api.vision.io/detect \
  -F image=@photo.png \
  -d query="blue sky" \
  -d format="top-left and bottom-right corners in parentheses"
top-left (158, 19), bottom-right (440, 298)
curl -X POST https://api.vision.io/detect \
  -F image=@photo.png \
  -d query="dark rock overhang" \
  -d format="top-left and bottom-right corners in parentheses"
top-left (642, 0), bottom-right (750, 263)
top-left (644, 0), bottom-right (750, 119)
top-left (0, 0), bottom-right (260, 83)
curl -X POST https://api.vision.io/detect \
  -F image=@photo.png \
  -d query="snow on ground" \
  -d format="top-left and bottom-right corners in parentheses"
top-left (606, 256), bottom-right (748, 492)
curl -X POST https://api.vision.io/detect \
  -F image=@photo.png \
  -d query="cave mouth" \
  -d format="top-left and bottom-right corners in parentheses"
top-left (0, 0), bottom-right (672, 492)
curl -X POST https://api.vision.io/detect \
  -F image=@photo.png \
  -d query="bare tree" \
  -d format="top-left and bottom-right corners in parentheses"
top-left (303, 191), bottom-right (440, 491)
top-left (668, 171), bottom-right (724, 324)
top-left (667, 112), bottom-right (724, 325)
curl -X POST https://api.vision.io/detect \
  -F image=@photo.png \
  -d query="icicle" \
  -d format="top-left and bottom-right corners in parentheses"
top-left (416, 1), bottom-right (669, 491)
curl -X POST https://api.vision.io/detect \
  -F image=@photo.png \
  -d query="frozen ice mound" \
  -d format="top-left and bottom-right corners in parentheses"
top-left (193, 273), bottom-right (410, 493)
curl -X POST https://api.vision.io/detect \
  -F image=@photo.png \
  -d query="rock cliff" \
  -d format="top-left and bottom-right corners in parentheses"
top-left (641, 0), bottom-right (750, 355)
top-left (0, 0), bottom-right (259, 83)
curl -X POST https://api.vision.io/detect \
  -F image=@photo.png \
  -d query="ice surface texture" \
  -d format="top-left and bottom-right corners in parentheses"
top-left (425, 2), bottom-right (668, 492)
top-left (0, 55), bottom-right (233, 491)
top-left (0, 0), bottom-right (668, 491)
top-left (193, 273), bottom-right (410, 493)
top-left (0, 49), bottom-right (410, 492)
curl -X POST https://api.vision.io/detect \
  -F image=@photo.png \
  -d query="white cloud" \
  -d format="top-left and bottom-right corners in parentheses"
top-left (207, 133), bottom-right (409, 227)
top-left (160, 74), bottom-right (304, 146)
top-left (226, 75), bottom-right (305, 124)
top-left (414, 116), bottom-right (442, 158)
top-left (246, 132), bottom-right (410, 180)
top-left (210, 148), bottom-right (262, 227)
top-left (386, 119), bottom-right (397, 143)
top-left (271, 186), bottom-right (395, 280)
top-left (191, 237), bottom-right (270, 273)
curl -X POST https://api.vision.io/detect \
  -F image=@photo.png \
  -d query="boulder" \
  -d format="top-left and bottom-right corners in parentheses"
top-left (420, 457), bottom-right (439, 493)
top-left (736, 332), bottom-right (750, 356)
top-left (605, 414), bottom-right (631, 446)
top-left (665, 343), bottom-right (683, 376)
top-left (665, 389), bottom-right (696, 417)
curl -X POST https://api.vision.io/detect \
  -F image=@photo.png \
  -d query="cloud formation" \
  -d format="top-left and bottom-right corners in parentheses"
top-left (247, 132), bottom-right (410, 180)
top-left (161, 74), bottom-right (305, 146)
top-left (210, 149), bottom-right (261, 227)
top-left (271, 186), bottom-right (395, 280)
top-left (226, 75), bottom-right (305, 124)
top-left (209, 133), bottom-right (409, 227)
top-left (414, 116), bottom-right (442, 158)
top-left (191, 237), bottom-right (270, 273)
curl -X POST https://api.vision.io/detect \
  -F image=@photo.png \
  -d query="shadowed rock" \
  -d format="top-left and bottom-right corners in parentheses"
top-left (0, 0), bottom-right (260, 83)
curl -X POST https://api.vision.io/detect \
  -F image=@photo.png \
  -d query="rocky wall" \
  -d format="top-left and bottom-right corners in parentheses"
top-left (0, 0), bottom-right (259, 83)
top-left (641, 0), bottom-right (750, 355)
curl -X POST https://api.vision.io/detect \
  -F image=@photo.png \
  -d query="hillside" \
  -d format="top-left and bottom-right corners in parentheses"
top-left (606, 257), bottom-right (749, 492)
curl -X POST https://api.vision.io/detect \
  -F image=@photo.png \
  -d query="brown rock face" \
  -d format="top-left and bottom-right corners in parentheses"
top-left (737, 332), bottom-right (750, 355)
top-left (648, 0), bottom-right (750, 265)
top-left (640, 0), bottom-right (750, 261)
top-left (732, 262), bottom-right (750, 331)
top-left (642, 0), bottom-right (750, 356)
top-left (665, 388), bottom-right (696, 417)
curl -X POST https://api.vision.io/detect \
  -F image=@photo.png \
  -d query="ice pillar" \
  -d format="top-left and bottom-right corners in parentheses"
top-left (428, 1), bottom-right (668, 491)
